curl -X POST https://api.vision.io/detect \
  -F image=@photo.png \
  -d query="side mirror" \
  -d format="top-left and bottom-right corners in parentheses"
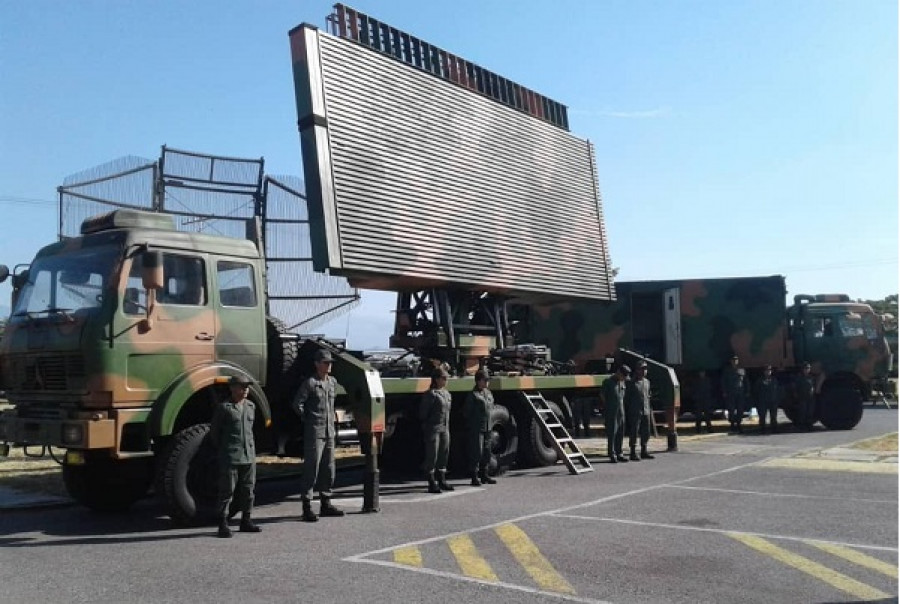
top-left (0, 265), bottom-right (9, 284)
top-left (141, 251), bottom-right (164, 290)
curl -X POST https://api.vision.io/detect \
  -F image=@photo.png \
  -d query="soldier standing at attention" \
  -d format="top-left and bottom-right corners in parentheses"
top-left (694, 370), bottom-right (714, 434)
top-left (722, 355), bottom-right (747, 433)
top-left (293, 349), bottom-right (345, 522)
top-left (754, 365), bottom-right (781, 434)
top-left (793, 362), bottom-right (817, 430)
top-left (421, 367), bottom-right (454, 493)
top-left (602, 365), bottom-right (630, 463)
top-left (210, 376), bottom-right (261, 538)
top-left (464, 370), bottom-right (497, 486)
top-left (571, 397), bottom-right (594, 438)
top-left (625, 361), bottom-right (655, 461)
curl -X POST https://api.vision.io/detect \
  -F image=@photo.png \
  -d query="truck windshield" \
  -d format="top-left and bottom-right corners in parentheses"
top-left (12, 246), bottom-right (120, 318)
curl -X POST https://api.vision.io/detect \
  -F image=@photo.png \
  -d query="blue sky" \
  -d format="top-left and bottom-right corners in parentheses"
top-left (1, 1), bottom-right (896, 349)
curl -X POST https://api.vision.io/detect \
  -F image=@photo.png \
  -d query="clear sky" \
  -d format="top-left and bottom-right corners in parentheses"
top-left (1, 1), bottom-right (897, 349)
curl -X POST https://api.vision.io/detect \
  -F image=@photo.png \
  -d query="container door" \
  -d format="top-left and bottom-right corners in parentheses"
top-left (663, 287), bottom-right (683, 365)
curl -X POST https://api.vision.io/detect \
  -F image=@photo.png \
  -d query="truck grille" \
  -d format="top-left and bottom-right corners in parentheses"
top-left (9, 355), bottom-right (86, 391)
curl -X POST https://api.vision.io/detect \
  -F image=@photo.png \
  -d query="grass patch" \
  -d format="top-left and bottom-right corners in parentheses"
top-left (849, 433), bottom-right (898, 453)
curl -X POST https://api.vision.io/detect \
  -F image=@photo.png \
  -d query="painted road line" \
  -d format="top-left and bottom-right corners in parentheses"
top-left (758, 458), bottom-right (897, 474)
top-left (495, 523), bottom-right (575, 595)
top-left (551, 515), bottom-right (898, 553)
top-left (447, 534), bottom-right (499, 582)
top-left (728, 533), bottom-right (890, 601)
top-left (808, 540), bottom-right (899, 579)
top-left (665, 484), bottom-right (897, 505)
top-left (393, 545), bottom-right (423, 567)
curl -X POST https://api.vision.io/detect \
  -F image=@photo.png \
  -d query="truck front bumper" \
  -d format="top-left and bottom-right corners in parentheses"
top-left (0, 412), bottom-right (115, 449)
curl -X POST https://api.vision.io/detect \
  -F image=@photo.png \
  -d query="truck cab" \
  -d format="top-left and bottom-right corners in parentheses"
top-left (0, 209), bottom-right (270, 511)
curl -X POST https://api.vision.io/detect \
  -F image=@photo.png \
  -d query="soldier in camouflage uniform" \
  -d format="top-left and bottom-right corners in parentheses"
top-left (293, 349), bottom-right (345, 522)
top-left (602, 365), bottom-right (630, 463)
top-left (421, 367), bottom-right (454, 493)
top-left (753, 365), bottom-right (781, 434)
top-left (693, 370), bottom-right (714, 434)
top-left (722, 355), bottom-right (748, 433)
top-left (792, 362), bottom-right (817, 430)
top-left (463, 370), bottom-right (497, 486)
top-left (210, 376), bottom-right (261, 538)
top-left (571, 397), bottom-right (594, 438)
top-left (625, 361), bottom-right (655, 460)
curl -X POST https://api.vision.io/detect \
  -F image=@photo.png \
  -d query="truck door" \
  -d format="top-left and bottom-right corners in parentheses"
top-left (213, 259), bottom-right (264, 379)
top-left (120, 252), bottom-right (215, 402)
top-left (663, 287), bottom-right (683, 365)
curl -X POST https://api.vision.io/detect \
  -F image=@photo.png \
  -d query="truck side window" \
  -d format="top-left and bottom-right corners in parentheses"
top-left (125, 253), bottom-right (206, 310)
top-left (217, 261), bottom-right (257, 308)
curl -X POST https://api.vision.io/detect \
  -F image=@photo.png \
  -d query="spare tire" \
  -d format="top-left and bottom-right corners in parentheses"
top-left (265, 317), bottom-right (301, 399)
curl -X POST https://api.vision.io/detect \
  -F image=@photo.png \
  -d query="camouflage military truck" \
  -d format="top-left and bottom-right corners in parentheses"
top-left (0, 5), bottom-right (684, 521)
top-left (517, 276), bottom-right (893, 430)
top-left (0, 208), bottom-right (664, 521)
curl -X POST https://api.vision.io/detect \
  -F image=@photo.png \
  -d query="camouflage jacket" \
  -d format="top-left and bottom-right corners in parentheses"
top-left (209, 398), bottom-right (256, 465)
top-left (721, 367), bottom-right (747, 400)
top-left (793, 374), bottom-right (816, 402)
top-left (626, 377), bottom-right (652, 417)
top-left (293, 375), bottom-right (337, 439)
top-left (464, 388), bottom-right (494, 434)
top-left (601, 378), bottom-right (627, 421)
top-left (420, 388), bottom-right (452, 435)
top-left (753, 377), bottom-right (781, 407)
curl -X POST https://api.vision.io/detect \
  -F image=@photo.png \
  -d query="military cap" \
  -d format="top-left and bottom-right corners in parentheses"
top-left (636, 360), bottom-right (648, 369)
top-left (474, 369), bottom-right (489, 381)
top-left (617, 365), bottom-right (631, 375)
top-left (314, 349), bottom-right (334, 363)
top-left (228, 375), bottom-right (253, 386)
top-left (731, 355), bottom-right (739, 361)
top-left (433, 367), bottom-right (450, 379)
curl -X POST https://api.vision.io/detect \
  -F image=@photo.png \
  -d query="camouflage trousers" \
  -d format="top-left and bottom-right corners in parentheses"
top-left (725, 394), bottom-right (745, 425)
top-left (217, 462), bottom-right (256, 517)
top-left (604, 413), bottom-right (624, 457)
top-left (300, 436), bottom-right (336, 501)
top-left (626, 412), bottom-right (651, 452)
top-left (423, 430), bottom-right (450, 473)
top-left (572, 398), bottom-right (594, 436)
top-left (468, 430), bottom-right (492, 474)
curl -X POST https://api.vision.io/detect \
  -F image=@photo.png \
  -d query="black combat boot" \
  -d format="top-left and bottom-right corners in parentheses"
top-left (217, 517), bottom-right (233, 538)
top-left (640, 448), bottom-right (655, 460)
top-left (629, 448), bottom-right (641, 462)
top-left (470, 472), bottom-right (482, 487)
top-left (695, 421), bottom-right (702, 434)
top-left (240, 513), bottom-right (261, 533)
top-left (479, 470), bottom-right (496, 485)
top-left (437, 470), bottom-right (455, 491)
top-left (427, 472), bottom-right (441, 494)
top-left (320, 498), bottom-right (345, 517)
top-left (301, 499), bottom-right (319, 522)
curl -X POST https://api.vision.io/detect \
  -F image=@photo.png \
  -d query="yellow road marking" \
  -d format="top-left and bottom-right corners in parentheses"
top-left (759, 458), bottom-right (897, 474)
top-left (393, 546), bottom-right (423, 567)
top-left (729, 533), bottom-right (890, 600)
top-left (808, 541), bottom-right (899, 578)
top-left (447, 534), bottom-right (499, 582)
top-left (495, 523), bottom-right (575, 594)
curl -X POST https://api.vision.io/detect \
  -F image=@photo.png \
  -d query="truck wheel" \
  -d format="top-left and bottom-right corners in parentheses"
top-left (158, 423), bottom-right (219, 525)
top-left (489, 404), bottom-right (518, 472)
top-left (818, 386), bottom-right (863, 430)
top-left (522, 400), bottom-right (564, 467)
top-left (62, 453), bottom-right (153, 512)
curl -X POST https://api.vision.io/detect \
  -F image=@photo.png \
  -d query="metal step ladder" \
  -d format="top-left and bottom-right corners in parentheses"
top-left (520, 392), bottom-right (593, 474)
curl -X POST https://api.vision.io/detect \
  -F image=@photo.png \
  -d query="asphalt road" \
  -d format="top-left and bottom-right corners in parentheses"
top-left (0, 408), bottom-right (896, 604)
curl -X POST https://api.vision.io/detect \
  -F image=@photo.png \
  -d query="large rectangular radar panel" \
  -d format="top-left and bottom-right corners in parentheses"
top-left (289, 4), bottom-right (615, 302)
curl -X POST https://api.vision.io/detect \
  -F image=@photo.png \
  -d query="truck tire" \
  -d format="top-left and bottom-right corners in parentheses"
top-left (818, 385), bottom-right (863, 430)
top-left (158, 423), bottom-right (219, 525)
top-left (266, 317), bottom-right (301, 399)
top-left (521, 400), bottom-right (564, 467)
top-left (488, 404), bottom-right (518, 473)
top-left (62, 453), bottom-right (153, 513)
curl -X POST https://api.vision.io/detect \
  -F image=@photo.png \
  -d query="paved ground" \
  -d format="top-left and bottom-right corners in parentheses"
top-left (0, 408), bottom-right (896, 603)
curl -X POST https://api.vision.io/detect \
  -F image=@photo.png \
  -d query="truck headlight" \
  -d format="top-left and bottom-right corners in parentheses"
top-left (62, 424), bottom-right (83, 445)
